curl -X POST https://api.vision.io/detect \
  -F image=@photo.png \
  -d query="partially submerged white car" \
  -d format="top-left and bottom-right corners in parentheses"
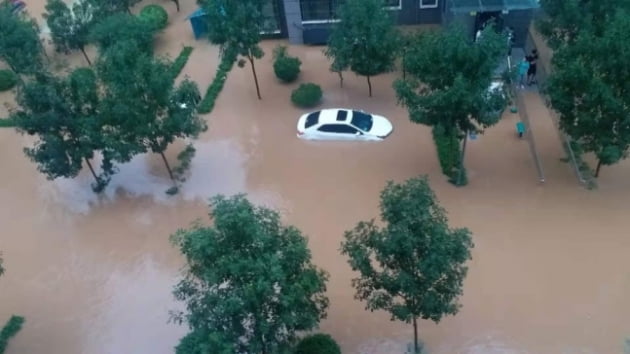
top-left (297, 108), bottom-right (393, 141)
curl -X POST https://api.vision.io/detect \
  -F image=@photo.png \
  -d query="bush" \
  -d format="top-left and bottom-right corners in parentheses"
top-left (295, 334), bottom-right (341, 354)
top-left (139, 5), bottom-right (168, 31)
top-left (291, 83), bottom-right (322, 108)
top-left (198, 49), bottom-right (237, 114)
top-left (432, 125), bottom-right (467, 186)
top-left (273, 45), bottom-right (301, 83)
top-left (170, 46), bottom-right (194, 79)
top-left (0, 315), bottom-right (25, 353)
top-left (0, 70), bottom-right (17, 92)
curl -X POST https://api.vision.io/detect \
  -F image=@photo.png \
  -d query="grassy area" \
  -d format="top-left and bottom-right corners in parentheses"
top-left (197, 51), bottom-right (237, 114)
top-left (0, 316), bottom-right (24, 354)
top-left (0, 118), bottom-right (15, 128)
top-left (170, 46), bottom-right (194, 80)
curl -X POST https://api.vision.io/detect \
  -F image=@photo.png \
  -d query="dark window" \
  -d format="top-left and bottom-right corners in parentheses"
top-left (318, 124), bottom-right (359, 134)
top-left (260, 0), bottom-right (282, 33)
top-left (420, 0), bottom-right (438, 8)
top-left (305, 111), bottom-right (320, 128)
top-left (351, 111), bottom-right (373, 131)
top-left (336, 110), bottom-right (348, 121)
top-left (300, 0), bottom-right (345, 21)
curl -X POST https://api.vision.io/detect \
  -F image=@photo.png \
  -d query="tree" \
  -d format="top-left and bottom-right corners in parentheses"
top-left (89, 13), bottom-right (155, 54)
top-left (0, 2), bottom-right (43, 74)
top-left (341, 176), bottom-right (473, 354)
top-left (544, 10), bottom-right (630, 177)
top-left (97, 41), bottom-right (206, 188)
top-left (394, 25), bottom-right (506, 185)
top-left (44, 0), bottom-right (97, 65)
top-left (537, 0), bottom-right (630, 49)
top-left (94, 0), bottom-right (141, 14)
top-left (172, 195), bottom-right (329, 354)
top-left (325, 0), bottom-right (400, 96)
top-left (199, 0), bottom-right (266, 99)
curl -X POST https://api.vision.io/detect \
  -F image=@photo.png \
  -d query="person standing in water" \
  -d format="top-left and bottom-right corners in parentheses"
top-left (518, 57), bottom-right (530, 89)
top-left (527, 49), bottom-right (538, 85)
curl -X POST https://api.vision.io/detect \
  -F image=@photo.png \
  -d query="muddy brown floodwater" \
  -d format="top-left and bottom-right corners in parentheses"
top-left (1, 1), bottom-right (630, 353)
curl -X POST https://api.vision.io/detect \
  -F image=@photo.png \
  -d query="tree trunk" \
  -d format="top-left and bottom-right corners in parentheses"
top-left (172, 0), bottom-right (180, 11)
top-left (248, 55), bottom-right (262, 100)
top-left (338, 71), bottom-right (344, 88)
top-left (80, 46), bottom-right (92, 66)
top-left (84, 158), bottom-right (99, 184)
top-left (159, 151), bottom-right (175, 182)
top-left (413, 316), bottom-right (419, 354)
top-left (367, 75), bottom-right (372, 97)
top-left (456, 131), bottom-right (468, 186)
top-left (595, 159), bottom-right (602, 177)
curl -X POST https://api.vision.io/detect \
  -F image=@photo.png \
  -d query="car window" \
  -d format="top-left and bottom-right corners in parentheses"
top-left (305, 111), bottom-right (320, 128)
top-left (351, 111), bottom-right (373, 131)
top-left (336, 110), bottom-right (348, 121)
top-left (318, 124), bottom-right (359, 134)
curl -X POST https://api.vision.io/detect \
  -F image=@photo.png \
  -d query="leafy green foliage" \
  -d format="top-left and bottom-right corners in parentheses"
top-left (44, 0), bottom-right (96, 65)
top-left (89, 13), bottom-right (155, 54)
top-left (12, 69), bottom-right (112, 190)
top-left (0, 118), bottom-right (15, 128)
top-left (90, 0), bottom-right (141, 14)
top-left (0, 70), bottom-right (17, 91)
top-left (291, 83), bottom-right (322, 108)
top-left (273, 45), bottom-right (301, 83)
top-left (139, 4), bottom-right (168, 31)
top-left (341, 176), bottom-right (473, 353)
top-left (394, 25), bottom-right (506, 184)
top-left (199, 0), bottom-right (266, 99)
top-left (325, 0), bottom-right (400, 96)
top-left (172, 195), bottom-right (330, 354)
top-left (432, 125), bottom-right (463, 183)
top-left (537, 0), bottom-right (630, 50)
top-left (294, 334), bottom-right (341, 354)
top-left (545, 10), bottom-right (630, 177)
top-left (97, 41), bottom-right (207, 187)
top-left (198, 49), bottom-right (237, 114)
top-left (170, 46), bottom-right (194, 79)
top-left (0, 316), bottom-right (25, 354)
top-left (0, 3), bottom-right (43, 74)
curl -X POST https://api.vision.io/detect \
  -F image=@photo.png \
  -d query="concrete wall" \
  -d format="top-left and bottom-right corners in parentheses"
top-left (283, 0), bottom-right (303, 44)
top-left (504, 9), bottom-right (533, 47)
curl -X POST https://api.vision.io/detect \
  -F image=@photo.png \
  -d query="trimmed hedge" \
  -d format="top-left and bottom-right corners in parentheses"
top-left (0, 118), bottom-right (15, 128)
top-left (139, 4), bottom-right (168, 31)
top-left (295, 334), bottom-right (341, 354)
top-left (0, 70), bottom-right (17, 92)
top-left (0, 316), bottom-right (25, 354)
top-left (170, 46), bottom-right (194, 79)
top-left (432, 125), bottom-right (467, 186)
top-left (273, 45), bottom-right (301, 83)
top-left (198, 50), bottom-right (237, 114)
top-left (291, 83), bottom-right (322, 108)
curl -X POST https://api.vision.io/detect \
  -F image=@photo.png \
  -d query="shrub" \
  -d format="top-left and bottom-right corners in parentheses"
top-left (0, 118), bottom-right (16, 128)
top-left (432, 124), bottom-right (467, 186)
top-left (291, 83), bottom-right (322, 108)
top-left (198, 49), bottom-right (237, 114)
top-left (139, 5), bottom-right (168, 31)
top-left (295, 334), bottom-right (341, 354)
top-left (170, 46), bottom-right (194, 79)
top-left (0, 70), bottom-right (17, 92)
top-left (273, 45), bottom-right (301, 83)
top-left (0, 315), bottom-right (25, 353)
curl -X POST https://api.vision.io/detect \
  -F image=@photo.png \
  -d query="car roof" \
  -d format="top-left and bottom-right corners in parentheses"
top-left (317, 109), bottom-right (350, 124)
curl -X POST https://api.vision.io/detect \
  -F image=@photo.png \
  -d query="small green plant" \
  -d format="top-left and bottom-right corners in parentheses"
top-left (170, 46), bottom-right (194, 80)
top-left (0, 118), bottom-right (16, 128)
top-left (198, 50), bottom-right (237, 114)
top-left (295, 334), bottom-right (341, 354)
top-left (273, 45), bottom-right (301, 83)
top-left (0, 70), bottom-right (17, 92)
top-left (138, 4), bottom-right (168, 31)
top-left (0, 315), bottom-right (25, 354)
top-left (432, 125), bottom-right (464, 184)
top-left (291, 83), bottom-right (322, 108)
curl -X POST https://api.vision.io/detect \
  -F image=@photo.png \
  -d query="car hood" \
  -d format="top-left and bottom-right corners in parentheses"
top-left (369, 115), bottom-right (393, 138)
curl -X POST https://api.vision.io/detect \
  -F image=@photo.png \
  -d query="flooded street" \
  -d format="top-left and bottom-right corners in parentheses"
top-left (1, 1), bottom-right (629, 353)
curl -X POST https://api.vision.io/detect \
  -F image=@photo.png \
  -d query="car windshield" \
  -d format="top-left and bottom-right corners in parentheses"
top-left (351, 111), bottom-right (373, 131)
top-left (305, 111), bottom-right (320, 128)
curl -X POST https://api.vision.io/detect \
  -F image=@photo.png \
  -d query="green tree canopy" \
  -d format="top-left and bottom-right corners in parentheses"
top-left (44, 0), bottom-right (97, 65)
top-left (341, 176), bottom-right (473, 353)
top-left (537, 0), bottom-right (630, 49)
top-left (325, 0), bottom-right (400, 96)
top-left (394, 25), bottom-right (506, 185)
top-left (172, 195), bottom-right (329, 354)
top-left (0, 3), bottom-right (43, 74)
top-left (545, 10), bottom-right (630, 177)
top-left (199, 0), bottom-right (266, 99)
top-left (97, 41), bottom-right (206, 188)
top-left (89, 13), bottom-right (155, 54)
top-left (12, 68), bottom-right (113, 191)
